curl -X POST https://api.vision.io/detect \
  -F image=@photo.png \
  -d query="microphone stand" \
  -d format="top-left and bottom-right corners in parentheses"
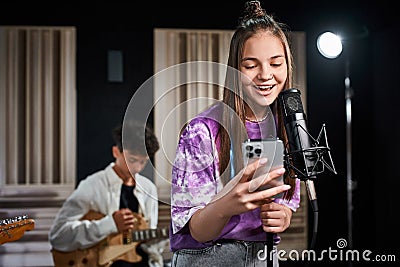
top-left (266, 232), bottom-right (273, 266)
top-left (284, 123), bottom-right (337, 251)
top-left (305, 179), bottom-right (318, 249)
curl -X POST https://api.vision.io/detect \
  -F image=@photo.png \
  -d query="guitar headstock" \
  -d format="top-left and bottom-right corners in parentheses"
top-left (0, 215), bottom-right (35, 245)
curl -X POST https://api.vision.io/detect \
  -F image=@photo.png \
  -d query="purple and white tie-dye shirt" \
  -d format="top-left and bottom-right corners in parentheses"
top-left (170, 102), bottom-right (301, 251)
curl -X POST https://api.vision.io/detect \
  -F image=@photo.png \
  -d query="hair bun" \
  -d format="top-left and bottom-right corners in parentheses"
top-left (243, 0), bottom-right (266, 20)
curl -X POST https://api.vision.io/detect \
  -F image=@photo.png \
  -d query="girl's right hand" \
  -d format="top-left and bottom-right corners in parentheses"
top-left (189, 158), bottom-right (290, 243)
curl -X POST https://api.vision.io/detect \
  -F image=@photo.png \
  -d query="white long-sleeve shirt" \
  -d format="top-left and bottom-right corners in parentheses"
top-left (49, 162), bottom-right (158, 252)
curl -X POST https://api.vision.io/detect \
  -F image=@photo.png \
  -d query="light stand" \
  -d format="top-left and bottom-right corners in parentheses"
top-left (317, 31), bottom-right (354, 266)
top-left (344, 56), bottom-right (354, 251)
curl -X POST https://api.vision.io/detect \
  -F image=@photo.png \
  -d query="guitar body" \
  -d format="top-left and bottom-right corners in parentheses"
top-left (51, 246), bottom-right (99, 267)
top-left (52, 210), bottom-right (150, 267)
top-left (99, 233), bottom-right (142, 265)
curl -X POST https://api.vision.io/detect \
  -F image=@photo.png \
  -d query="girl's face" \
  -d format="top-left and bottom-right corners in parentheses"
top-left (240, 31), bottom-right (287, 114)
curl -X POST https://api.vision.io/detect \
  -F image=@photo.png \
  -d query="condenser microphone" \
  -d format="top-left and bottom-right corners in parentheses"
top-left (278, 88), bottom-right (336, 212)
top-left (279, 88), bottom-right (319, 179)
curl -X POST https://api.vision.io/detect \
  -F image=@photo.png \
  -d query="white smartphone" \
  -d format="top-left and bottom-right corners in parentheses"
top-left (242, 139), bottom-right (285, 195)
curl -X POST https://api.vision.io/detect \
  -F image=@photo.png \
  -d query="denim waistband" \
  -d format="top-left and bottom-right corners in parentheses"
top-left (172, 239), bottom-right (279, 267)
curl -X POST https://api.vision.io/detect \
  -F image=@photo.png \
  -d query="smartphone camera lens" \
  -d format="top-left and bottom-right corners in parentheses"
top-left (254, 148), bottom-right (262, 156)
top-left (245, 145), bottom-right (253, 151)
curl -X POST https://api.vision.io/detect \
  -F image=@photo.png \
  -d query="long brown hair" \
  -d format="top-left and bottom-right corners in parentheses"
top-left (218, 0), bottom-right (296, 200)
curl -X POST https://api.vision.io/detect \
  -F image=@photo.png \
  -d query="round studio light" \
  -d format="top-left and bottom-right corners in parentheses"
top-left (317, 32), bottom-right (343, 59)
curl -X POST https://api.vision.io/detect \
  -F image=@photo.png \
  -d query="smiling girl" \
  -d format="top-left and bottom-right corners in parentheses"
top-left (170, 1), bottom-right (301, 266)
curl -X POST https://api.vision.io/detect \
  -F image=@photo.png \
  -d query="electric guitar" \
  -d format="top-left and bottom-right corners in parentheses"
top-left (0, 215), bottom-right (35, 245)
top-left (51, 210), bottom-right (169, 267)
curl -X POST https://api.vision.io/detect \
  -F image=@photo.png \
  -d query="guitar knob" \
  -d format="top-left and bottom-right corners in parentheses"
top-left (68, 260), bottom-right (75, 265)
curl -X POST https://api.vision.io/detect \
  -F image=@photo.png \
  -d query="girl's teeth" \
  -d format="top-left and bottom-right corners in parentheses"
top-left (258, 86), bottom-right (272, 91)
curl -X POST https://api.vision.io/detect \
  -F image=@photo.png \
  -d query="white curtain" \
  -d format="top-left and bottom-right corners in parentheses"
top-left (0, 26), bottom-right (76, 194)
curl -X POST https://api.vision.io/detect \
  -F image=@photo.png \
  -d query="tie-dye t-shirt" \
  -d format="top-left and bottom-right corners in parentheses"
top-left (170, 102), bottom-right (301, 251)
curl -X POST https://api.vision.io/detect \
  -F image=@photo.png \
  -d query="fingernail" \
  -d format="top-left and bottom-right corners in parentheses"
top-left (283, 185), bottom-right (291, 190)
top-left (259, 158), bottom-right (268, 165)
top-left (277, 168), bottom-right (285, 174)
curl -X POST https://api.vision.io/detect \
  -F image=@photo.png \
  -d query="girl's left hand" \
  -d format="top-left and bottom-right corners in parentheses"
top-left (260, 202), bottom-right (292, 233)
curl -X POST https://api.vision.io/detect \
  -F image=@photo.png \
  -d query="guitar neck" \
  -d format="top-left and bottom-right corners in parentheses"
top-left (1, 215), bottom-right (30, 226)
top-left (0, 215), bottom-right (35, 245)
top-left (130, 227), bottom-right (169, 242)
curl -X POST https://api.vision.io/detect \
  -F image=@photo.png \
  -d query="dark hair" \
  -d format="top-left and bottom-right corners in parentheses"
top-left (218, 0), bottom-right (295, 199)
top-left (112, 120), bottom-right (159, 158)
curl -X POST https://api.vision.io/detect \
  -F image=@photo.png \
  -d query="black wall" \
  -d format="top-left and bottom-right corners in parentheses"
top-left (2, 1), bottom-right (399, 266)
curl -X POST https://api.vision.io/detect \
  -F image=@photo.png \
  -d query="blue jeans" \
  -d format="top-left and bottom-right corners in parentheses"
top-left (171, 241), bottom-right (278, 267)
